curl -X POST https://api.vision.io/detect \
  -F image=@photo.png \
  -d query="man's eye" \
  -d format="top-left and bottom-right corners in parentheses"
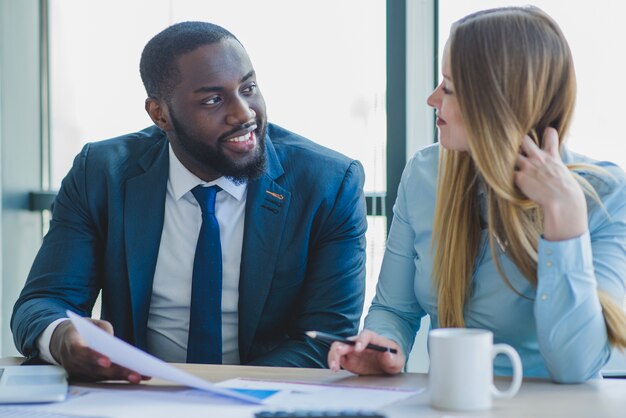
top-left (203, 96), bottom-right (222, 105)
top-left (243, 83), bottom-right (257, 94)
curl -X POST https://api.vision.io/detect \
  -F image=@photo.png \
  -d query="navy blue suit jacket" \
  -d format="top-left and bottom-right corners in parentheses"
top-left (12, 124), bottom-right (367, 367)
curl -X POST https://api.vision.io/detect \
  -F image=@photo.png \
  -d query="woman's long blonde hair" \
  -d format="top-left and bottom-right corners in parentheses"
top-left (432, 6), bottom-right (626, 348)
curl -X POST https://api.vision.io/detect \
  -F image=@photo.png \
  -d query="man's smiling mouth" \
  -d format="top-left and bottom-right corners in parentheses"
top-left (225, 132), bottom-right (253, 143)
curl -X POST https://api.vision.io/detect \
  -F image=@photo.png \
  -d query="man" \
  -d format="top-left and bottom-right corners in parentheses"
top-left (11, 21), bottom-right (366, 382)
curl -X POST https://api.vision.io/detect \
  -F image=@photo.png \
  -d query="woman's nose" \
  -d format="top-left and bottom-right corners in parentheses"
top-left (427, 85), bottom-right (441, 109)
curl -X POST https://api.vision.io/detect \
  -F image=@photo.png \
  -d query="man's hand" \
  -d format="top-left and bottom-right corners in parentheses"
top-left (50, 319), bottom-right (150, 383)
top-left (327, 329), bottom-right (405, 375)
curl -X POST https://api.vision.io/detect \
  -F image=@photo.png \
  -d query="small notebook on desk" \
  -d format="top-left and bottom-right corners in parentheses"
top-left (602, 370), bottom-right (626, 378)
top-left (601, 348), bottom-right (626, 378)
top-left (0, 365), bottom-right (68, 403)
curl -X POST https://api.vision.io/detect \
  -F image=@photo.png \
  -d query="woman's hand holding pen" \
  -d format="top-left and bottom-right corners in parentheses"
top-left (327, 329), bottom-right (405, 375)
top-left (514, 127), bottom-right (588, 241)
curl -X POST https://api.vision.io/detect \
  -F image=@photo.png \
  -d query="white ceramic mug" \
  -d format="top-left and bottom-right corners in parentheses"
top-left (428, 328), bottom-right (522, 411)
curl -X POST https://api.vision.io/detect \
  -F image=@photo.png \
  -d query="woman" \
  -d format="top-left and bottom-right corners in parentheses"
top-left (329, 6), bottom-right (626, 383)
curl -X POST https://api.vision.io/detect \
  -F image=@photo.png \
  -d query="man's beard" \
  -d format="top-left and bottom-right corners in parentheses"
top-left (169, 108), bottom-right (267, 184)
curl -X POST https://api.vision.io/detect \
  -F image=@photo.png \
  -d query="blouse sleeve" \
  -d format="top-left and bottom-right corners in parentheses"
top-left (535, 169), bottom-right (626, 383)
top-left (364, 154), bottom-right (429, 359)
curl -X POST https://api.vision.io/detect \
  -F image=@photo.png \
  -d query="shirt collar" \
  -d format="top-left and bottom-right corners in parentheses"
top-left (168, 144), bottom-right (247, 202)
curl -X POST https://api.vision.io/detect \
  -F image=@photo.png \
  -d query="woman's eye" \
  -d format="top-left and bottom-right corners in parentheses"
top-left (442, 86), bottom-right (453, 95)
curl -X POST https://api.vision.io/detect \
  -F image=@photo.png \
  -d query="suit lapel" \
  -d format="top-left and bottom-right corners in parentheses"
top-left (124, 138), bottom-right (169, 350)
top-left (239, 138), bottom-right (290, 361)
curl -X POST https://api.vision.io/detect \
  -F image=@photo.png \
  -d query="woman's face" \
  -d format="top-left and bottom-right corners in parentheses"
top-left (427, 45), bottom-right (469, 152)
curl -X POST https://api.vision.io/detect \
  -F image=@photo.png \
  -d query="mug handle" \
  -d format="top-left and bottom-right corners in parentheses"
top-left (490, 343), bottom-right (522, 399)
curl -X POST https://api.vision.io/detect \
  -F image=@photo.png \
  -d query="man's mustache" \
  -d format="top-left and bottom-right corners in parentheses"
top-left (219, 120), bottom-right (259, 142)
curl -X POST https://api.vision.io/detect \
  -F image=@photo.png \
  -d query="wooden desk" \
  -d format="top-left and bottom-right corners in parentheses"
top-left (3, 358), bottom-right (625, 417)
top-left (172, 364), bottom-right (626, 418)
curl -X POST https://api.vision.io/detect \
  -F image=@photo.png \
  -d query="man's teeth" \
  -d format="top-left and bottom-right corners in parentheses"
top-left (226, 133), bottom-right (251, 142)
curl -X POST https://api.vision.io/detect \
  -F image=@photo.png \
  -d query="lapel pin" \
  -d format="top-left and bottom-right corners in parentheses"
top-left (265, 190), bottom-right (284, 200)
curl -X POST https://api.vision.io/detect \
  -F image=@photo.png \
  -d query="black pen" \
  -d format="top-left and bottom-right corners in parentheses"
top-left (306, 330), bottom-right (398, 354)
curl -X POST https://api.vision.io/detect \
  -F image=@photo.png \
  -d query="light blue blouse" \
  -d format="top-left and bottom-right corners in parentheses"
top-left (364, 143), bottom-right (626, 383)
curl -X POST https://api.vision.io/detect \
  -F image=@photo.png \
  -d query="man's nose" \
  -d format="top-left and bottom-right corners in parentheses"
top-left (226, 96), bottom-right (255, 125)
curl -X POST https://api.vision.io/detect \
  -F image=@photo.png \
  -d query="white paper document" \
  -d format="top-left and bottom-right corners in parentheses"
top-left (218, 378), bottom-right (423, 410)
top-left (0, 378), bottom-right (421, 418)
top-left (66, 310), bottom-right (262, 404)
top-left (0, 385), bottom-right (260, 418)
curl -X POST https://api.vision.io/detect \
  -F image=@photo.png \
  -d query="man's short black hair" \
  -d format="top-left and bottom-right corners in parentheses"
top-left (139, 21), bottom-right (239, 100)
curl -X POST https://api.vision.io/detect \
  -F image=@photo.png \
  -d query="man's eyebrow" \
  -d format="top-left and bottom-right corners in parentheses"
top-left (241, 70), bottom-right (255, 82)
top-left (193, 86), bottom-right (223, 94)
top-left (192, 70), bottom-right (256, 94)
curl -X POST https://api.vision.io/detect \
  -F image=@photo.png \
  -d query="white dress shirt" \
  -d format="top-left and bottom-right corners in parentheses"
top-left (37, 144), bottom-right (246, 365)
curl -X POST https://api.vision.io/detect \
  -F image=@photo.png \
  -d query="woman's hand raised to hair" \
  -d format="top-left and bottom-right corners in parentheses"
top-left (514, 127), bottom-right (588, 241)
top-left (327, 329), bottom-right (405, 375)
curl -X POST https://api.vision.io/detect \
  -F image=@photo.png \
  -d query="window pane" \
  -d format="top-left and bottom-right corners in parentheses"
top-left (438, 0), bottom-right (626, 169)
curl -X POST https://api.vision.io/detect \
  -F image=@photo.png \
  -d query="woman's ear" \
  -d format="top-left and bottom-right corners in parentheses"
top-left (145, 98), bottom-right (172, 131)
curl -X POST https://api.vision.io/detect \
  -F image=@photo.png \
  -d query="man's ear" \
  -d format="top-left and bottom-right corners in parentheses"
top-left (145, 98), bottom-right (172, 131)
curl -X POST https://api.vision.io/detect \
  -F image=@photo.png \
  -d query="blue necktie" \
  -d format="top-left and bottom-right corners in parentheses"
top-left (187, 185), bottom-right (222, 364)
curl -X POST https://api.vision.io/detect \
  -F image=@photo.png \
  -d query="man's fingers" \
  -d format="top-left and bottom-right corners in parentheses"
top-left (69, 343), bottom-right (106, 365)
top-left (69, 358), bottom-right (144, 384)
top-left (53, 316), bottom-right (147, 383)
top-left (90, 319), bottom-right (114, 335)
top-left (96, 363), bottom-right (142, 383)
